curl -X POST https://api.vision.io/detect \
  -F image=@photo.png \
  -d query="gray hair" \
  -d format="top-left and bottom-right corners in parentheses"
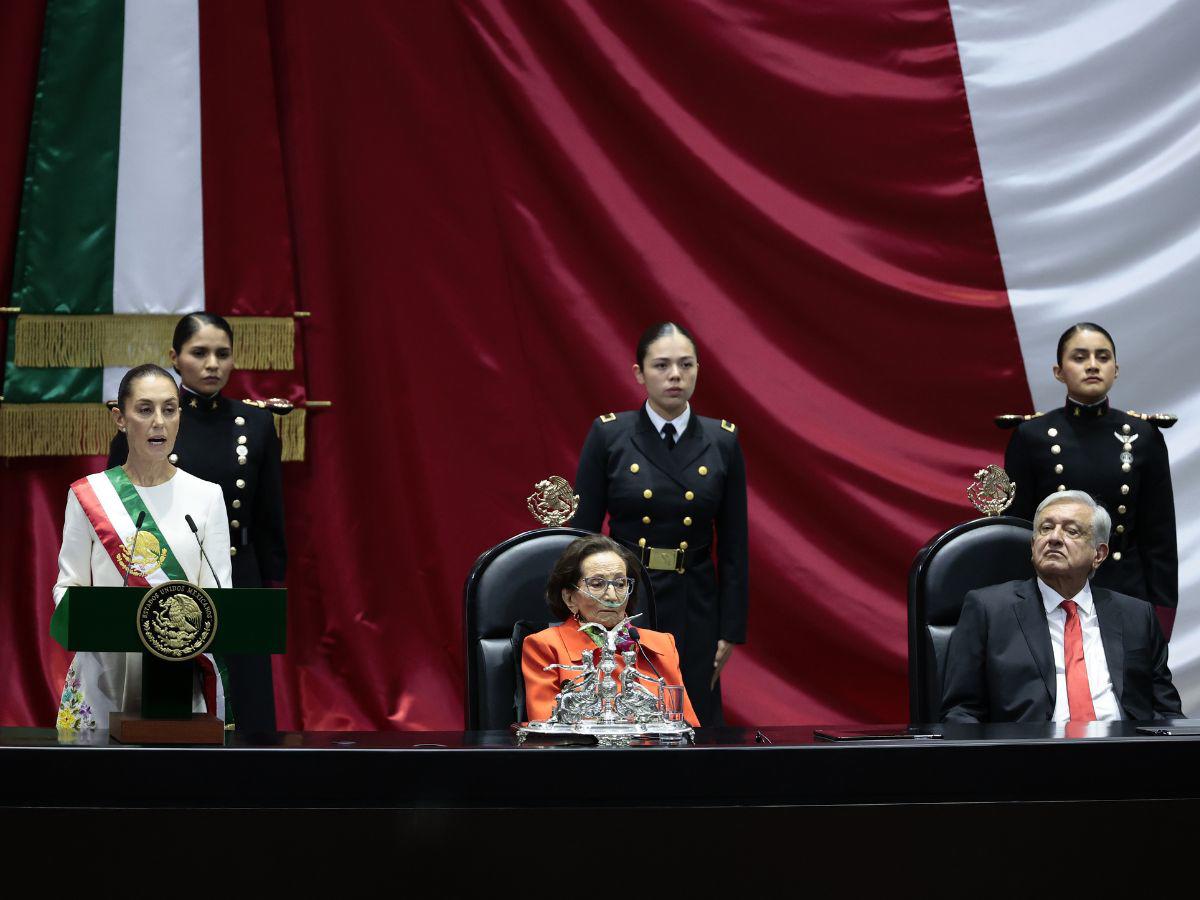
top-left (1033, 490), bottom-right (1111, 546)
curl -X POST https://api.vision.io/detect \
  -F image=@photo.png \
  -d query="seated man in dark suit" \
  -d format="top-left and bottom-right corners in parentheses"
top-left (942, 489), bottom-right (1182, 723)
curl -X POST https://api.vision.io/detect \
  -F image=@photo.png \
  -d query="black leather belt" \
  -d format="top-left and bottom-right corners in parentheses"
top-left (615, 538), bottom-right (711, 574)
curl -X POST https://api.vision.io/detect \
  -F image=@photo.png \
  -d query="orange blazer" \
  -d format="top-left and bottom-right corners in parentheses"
top-left (521, 621), bottom-right (699, 727)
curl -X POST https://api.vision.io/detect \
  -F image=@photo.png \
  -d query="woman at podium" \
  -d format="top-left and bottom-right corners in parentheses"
top-left (108, 313), bottom-right (286, 731)
top-left (573, 323), bottom-right (748, 725)
top-left (54, 364), bottom-right (232, 733)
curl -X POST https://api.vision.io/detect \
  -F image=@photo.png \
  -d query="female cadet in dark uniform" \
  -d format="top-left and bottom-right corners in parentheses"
top-left (573, 323), bottom-right (748, 726)
top-left (1000, 322), bottom-right (1177, 631)
top-left (109, 313), bottom-right (287, 729)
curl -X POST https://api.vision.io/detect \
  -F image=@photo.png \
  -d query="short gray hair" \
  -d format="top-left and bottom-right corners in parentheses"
top-left (1033, 490), bottom-right (1111, 546)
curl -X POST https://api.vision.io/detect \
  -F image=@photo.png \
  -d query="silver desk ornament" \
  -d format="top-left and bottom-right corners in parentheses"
top-left (514, 614), bottom-right (695, 746)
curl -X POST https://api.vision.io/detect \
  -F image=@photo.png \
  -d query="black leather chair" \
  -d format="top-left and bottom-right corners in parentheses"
top-left (463, 527), bottom-right (657, 730)
top-left (907, 515), bottom-right (1034, 723)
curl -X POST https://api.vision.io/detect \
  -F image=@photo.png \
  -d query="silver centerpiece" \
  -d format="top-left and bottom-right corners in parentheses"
top-left (515, 614), bottom-right (695, 746)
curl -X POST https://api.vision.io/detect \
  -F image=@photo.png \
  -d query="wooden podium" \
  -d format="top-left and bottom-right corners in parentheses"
top-left (52, 586), bottom-right (286, 744)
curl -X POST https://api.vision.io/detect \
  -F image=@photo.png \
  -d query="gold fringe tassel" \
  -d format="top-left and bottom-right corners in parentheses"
top-left (0, 403), bottom-right (309, 461)
top-left (275, 408), bottom-right (307, 462)
top-left (0, 403), bottom-right (115, 457)
top-left (13, 315), bottom-right (294, 370)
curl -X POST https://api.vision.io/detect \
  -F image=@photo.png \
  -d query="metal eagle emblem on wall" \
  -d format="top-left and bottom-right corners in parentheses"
top-left (527, 476), bottom-right (580, 527)
top-left (967, 465), bottom-right (1016, 517)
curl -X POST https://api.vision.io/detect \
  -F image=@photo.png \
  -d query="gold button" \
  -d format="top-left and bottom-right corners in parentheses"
top-left (238, 435), bottom-right (248, 445)
top-left (230, 547), bottom-right (238, 557)
top-left (231, 520), bottom-right (240, 529)
top-left (1054, 464), bottom-right (1063, 474)
top-left (1122, 424), bottom-right (1131, 434)
top-left (1121, 463), bottom-right (1131, 473)
top-left (1118, 505), bottom-right (1126, 514)
top-left (1057, 485), bottom-right (1065, 492)
top-left (236, 479), bottom-right (246, 489)
top-left (642, 516), bottom-right (651, 524)
top-left (1121, 484), bottom-right (1130, 495)
top-left (685, 491), bottom-right (695, 501)
top-left (1050, 445), bottom-right (1061, 455)
top-left (630, 463), bottom-right (640, 473)
top-left (679, 541), bottom-right (688, 550)
top-left (1113, 551), bottom-right (1122, 561)
top-left (638, 538), bottom-right (646, 548)
top-left (235, 416), bottom-right (245, 426)
top-left (1048, 428), bottom-right (1058, 437)
top-left (683, 516), bottom-right (693, 526)
top-left (232, 499), bottom-right (241, 509)
top-left (643, 489), bottom-right (653, 500)
top-left (698, 466), bottom-right (708, 476)
top-left (1116, 525), bottom-right (1125, 534)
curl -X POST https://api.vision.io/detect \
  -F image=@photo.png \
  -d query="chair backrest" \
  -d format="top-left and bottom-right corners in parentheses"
top-left (907, 515), bottom-right (1034, 723)
top-left (464, 528), bottom-right (587, 730)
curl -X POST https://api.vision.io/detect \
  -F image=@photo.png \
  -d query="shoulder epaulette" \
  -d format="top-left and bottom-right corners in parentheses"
top-left (994, 412), bottom-right (1043, 429)
top-left (1125, 410), bottom-right (1177, 429)
top-left (721, 419), bottom-right (736, 433)
top-left (599, 412), bottom-right (617, 423)
top-left (243, 397), bottom-right (295, 416)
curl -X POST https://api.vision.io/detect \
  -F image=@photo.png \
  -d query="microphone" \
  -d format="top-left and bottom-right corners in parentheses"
top-left (122, 510), bottom-right (147, 587)
top-left (628, 626), bottom-right (663, 680)
top-left (185, 514), bottom-right (222, 589)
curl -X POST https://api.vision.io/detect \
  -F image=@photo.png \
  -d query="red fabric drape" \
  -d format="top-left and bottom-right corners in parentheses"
top-left (1, 0), bottom-right (1031, 729)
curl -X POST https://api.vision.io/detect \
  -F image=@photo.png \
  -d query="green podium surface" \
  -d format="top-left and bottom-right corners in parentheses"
top-left (52, 586), bottom-right (286, 743)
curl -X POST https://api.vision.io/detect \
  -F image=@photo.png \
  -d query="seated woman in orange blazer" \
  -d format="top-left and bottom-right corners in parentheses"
top-left (522, 534), bottom-right (699, 727)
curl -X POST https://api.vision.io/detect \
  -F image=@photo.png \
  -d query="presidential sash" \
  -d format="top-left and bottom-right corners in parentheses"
top-left (70, 468), bottom-right (188, 585)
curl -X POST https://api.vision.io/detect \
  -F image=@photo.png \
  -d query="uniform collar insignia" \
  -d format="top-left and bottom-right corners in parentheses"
top-left (181, 386), bottom-right (223, 413)
top-left (1065, 396), bottom-right (1109, 419)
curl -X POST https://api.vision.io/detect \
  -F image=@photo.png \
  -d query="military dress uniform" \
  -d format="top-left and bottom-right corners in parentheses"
top-left (574, 407), bottom-right (748, 726)
top-left (1001, 397), bottom-right (1177, 609)
top-left (109, 386), bottom-right (288, 730)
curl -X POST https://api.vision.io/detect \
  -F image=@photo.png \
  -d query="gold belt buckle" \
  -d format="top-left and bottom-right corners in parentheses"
top-left (646, 546), bottom-right (684, 574)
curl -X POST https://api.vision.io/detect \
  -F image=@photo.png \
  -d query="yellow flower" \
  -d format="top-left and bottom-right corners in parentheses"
top-left (57, 708), bottom-right (77, 730)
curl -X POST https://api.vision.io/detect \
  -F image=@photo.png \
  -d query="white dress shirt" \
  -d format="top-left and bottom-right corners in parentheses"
top-left (1038, 578), bottom-right (1123, 722)
top-left (644, 401), bottom-right (690, 441)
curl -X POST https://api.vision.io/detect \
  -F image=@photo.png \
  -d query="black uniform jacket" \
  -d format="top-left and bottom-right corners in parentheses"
top-left (108, 388), bottom-right (286, 588)
top-left (573, 408), bottom-right (748, 723)
top-left (1004, 398), bottom-right (1177, 607)
top-left (940, 578), bottom-right (1182, 723)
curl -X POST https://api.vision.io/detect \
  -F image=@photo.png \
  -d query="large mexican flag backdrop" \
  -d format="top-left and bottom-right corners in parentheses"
top-left (2, 0), bottom-right (1199, 728)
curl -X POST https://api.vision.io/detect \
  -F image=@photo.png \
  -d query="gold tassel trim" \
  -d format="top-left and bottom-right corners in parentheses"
top-left (0, 403), bottom-right (308, 461)
top-left (13, 315), bottom-right (294, 370)
top-left (275, 408), bottom-right (306, 462)
top-left (0, 403), bottom-right (115, 457)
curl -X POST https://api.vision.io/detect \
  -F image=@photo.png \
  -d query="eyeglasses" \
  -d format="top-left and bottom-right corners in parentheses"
top-left (576, 576), bottom-right (635, 600)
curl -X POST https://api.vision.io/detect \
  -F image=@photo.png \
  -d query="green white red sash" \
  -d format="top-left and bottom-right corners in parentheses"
top-left (70, 468), bottom-right (188, 586)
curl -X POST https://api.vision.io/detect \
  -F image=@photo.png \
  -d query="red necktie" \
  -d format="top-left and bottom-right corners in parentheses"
top-left (1060, 600), bottom-right (1096, 722)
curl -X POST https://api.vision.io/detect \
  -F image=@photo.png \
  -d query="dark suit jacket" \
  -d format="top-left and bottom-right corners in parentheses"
top-left (941, 578), bottom-right (1183, 723)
